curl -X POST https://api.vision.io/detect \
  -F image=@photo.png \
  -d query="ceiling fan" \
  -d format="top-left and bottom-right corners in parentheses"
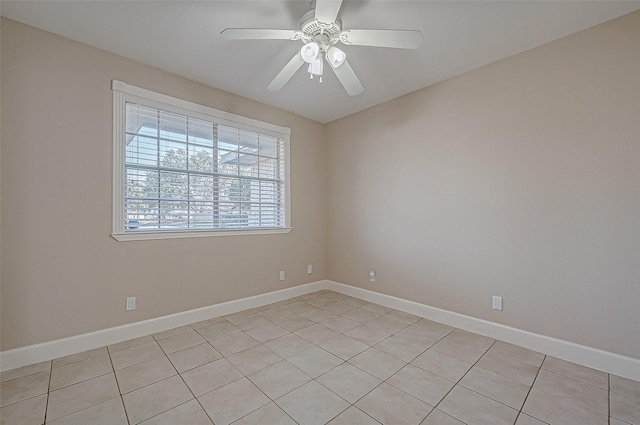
top-left (221, 0), bottom-right (423, 96)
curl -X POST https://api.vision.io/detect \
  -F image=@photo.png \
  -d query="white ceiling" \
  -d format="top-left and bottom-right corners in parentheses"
top-left (3, 1), bottom-right (639, 123)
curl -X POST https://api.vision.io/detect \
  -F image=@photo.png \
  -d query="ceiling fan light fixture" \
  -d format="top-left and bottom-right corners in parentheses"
top-left (327, 46), bottom-right (346, 68)
top-left (300, 42), bottom-right (320, 63)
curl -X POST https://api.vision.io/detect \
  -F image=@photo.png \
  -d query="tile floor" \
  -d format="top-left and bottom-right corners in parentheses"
top-left (1, 290), bottom-right (639, 425)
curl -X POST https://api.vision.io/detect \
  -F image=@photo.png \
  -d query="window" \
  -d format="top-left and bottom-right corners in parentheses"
top-left (112, 81), bottom-right (291, 241)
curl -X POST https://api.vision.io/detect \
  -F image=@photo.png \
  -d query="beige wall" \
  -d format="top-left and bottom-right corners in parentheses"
top-left (326, 11), bottom-right (640, 359)
top-left (0, 18), bottom-right (326, 351)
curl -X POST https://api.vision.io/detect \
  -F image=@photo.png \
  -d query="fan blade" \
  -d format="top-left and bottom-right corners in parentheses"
top-left (340, 29), bottom-right (423, 49)
top-left (330, 59), bottom-right (363, 96)
top-left (267, 52), bottom-right (305, 92)
top-left (221, 28), bottom-right (302, 41)
top-left (315, 0), bottom-right (342, 24)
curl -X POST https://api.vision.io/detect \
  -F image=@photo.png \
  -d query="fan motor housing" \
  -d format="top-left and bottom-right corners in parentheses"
top-left (299, 10), bottom-right (342, 44)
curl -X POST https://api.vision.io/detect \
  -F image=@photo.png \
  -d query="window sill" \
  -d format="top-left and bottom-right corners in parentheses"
top-left (111, 227), bottom-right (292, 241)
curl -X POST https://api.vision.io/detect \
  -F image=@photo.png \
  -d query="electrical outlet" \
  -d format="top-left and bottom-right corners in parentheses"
top-left (369, 269), bottom-right (376, 283)
top-left (492, 296), bottom-right (503, 311)
top-left (307, 264), bottom-right (313, 274)
top-left (126, 297), bottom-right (136, 311)
top-left (279, 271), bottom-right (285, 281)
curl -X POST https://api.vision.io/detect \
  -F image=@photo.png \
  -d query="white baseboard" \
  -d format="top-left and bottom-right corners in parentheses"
top-left (0, 281), bottom-right (325, 372)
top-left (2, 279), bottom-right (638, 382)
top-left (325, 280), bottom-right (640, 381)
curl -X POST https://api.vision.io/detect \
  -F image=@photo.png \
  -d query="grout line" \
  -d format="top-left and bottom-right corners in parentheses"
top-left (513, 354), bottom-right (547, 425)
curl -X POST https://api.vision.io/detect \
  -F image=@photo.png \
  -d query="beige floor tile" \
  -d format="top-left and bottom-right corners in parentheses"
top-left (0, 361), bottom-right (51, 383)
top-left (0, 370), bottom-right (50, 407)
top-left (411, 349), bottom-right (471, 382)
top-left (47, 397), bottom-right (128, 425)
top-left (522, 388), bottom-right (608, 425)
top-left (488, 341), bottom-right (545, 367)
top-left (446, 329), bottom-right (495, 348)
top-left (274, 315), bottom-right (316, 332)
top-left (107, 335), bottom-right (155, 353)
top-left (319, 334), bottom-right (370, 360)
top-left (476, 351), bottom-right (539, 386)
top-left (210, 332), bottom-right (259, 356)
top-left (320, 316), bottom-right (361, 333)
top-left (306, 297), bottom-right (335, 308)
top-left (287, 346), bottom-right (343, 378)
top-left (344, 325), bottom-right (390, 346)
top-left (122, 375), bottom-right (193, 424)
top-left (47, 373), bottom-right (120, 422)
top-left (247, 360), bottom-right (311, 400)
top-left (280, 301), bottom-right (315, 314)
top-left (533, 368), bottom-right (608, 414)
top-left (156, 330), bottom-right (205, 354)
top-left (110, 341), bottom-right (165, 370)
top-left (263, 333), bottom-right (314, 359)
top-left (115, 356), bottom-right (177, 394)
top-left (153, 325), bottom-right (192, 341)
top-left (9, 291), bottom-right (640, 425)
top-left (439, 385), bottom-right (518, 425)
top-left (341, 308), bottom-right (381, 323)
top-left (166, 343), bottom-right (221, 373)
top-left (413, 319), bottom-right (455, 337)
top-left (223, 313), bottom-right (271, 330)
top-left (431, 336), bottom-right (490, 364)
top-left (327, 406), bottom-right (380, 424)
top-left (0, 393), bottom-right (46, 425)
top-left (420, 409), bottom-right (465, 425)
top-left (321, 301), bottom-right (358, 315)
top-left (366, 315), bottom-right (410, 334)
top-left (189, 316), bottom-right (227, 330)
top-left (611, 391), bottom-right (640, 424)
top-left (180, 358), bottom-right (243, 397)
top-left (232, 402), bottom-right (297, 425)
top-left (383, 310), bottom-right (421, 324)
top-left (53, 347), bottom-right (108, 369)
top-left (349, 348), bottom-right (406, 380)
top-left (198, 377), bottom-right (269, 425)
top-left (194, 321), bottom-right (241, 342)
top-left (374, 335), bottom-right (427, 362)
top-left (341, 297), bottom-right (369, 307)
top-left (514, 413), bottom-right (548, 425)
top-left (294, 323), bottom-right (339, 345)
top-left (299, 308), bottom-right (338, 323)
top-left (226, 345), bottom-right (282, 375)
top-left (50, 354), bottom-right (113, 390)
top-left (387, 364), bottom-right (454, 406)
top-left (257, 307), bottom-right (294, 322)
top-left (541, 356), bottom-right (608, 389)
top-left (610, 418), bottom-right (634, 425)
top-left (244, 323), bottom-right (289, 343)
top-left (395, 325), bottom-right (444, 348)
top-left (611, 373), bottom-right (640, 396)
top-left (360, 302), bottom-right (393, 315)
top-left (610, 374), bottom-right (640, 424)
top-left (317, 362), bottom-right (381, 404)
top-left (277, 381), bottom-right (349, 425)
top-left (139, 399), bottom-right (213, 425)
top-left (459, 366), bottom-right (530, 409)
top-left (356, 382), bottom-right (432, 425)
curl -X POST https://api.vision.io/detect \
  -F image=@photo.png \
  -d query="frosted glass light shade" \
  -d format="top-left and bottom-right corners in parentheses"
top-left (327, 46), bottom-right (346, 68)
top-left (300, 42), bottom-right (320, 63)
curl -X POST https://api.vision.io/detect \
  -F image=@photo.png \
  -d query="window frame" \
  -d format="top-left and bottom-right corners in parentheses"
top-left (111, 80), bottom-right (291, 241)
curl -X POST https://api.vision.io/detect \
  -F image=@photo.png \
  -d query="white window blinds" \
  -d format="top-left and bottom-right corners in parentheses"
top-left (112, 81), bottom-right (290, 240)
